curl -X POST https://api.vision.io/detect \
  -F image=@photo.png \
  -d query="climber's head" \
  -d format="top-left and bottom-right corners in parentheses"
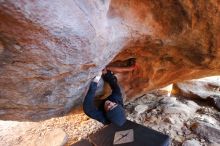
top-left (105, 100), bottom-right (126, 126)
top-left (104, 100), bottom-right (117, 111)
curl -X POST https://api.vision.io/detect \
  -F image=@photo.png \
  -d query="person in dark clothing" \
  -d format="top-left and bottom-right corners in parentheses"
top-left (83, 70), bottom-right (126, 126)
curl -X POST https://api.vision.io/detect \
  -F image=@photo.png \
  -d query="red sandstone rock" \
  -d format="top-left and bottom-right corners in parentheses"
top-left (0, 0), bottom-right (220, 121)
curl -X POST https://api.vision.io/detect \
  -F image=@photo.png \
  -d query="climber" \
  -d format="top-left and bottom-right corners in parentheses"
top-left (83, 62), bottom-right (136, 127)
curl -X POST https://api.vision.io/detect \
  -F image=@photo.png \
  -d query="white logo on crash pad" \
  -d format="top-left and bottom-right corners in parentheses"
top-left (113, 129), bottom-right (134, 145)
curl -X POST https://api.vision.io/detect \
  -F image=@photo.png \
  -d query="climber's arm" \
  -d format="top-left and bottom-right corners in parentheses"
top-left (105, 63), bottom-right (136, 73)
top-left (105, 66), bottom-right (135, 73)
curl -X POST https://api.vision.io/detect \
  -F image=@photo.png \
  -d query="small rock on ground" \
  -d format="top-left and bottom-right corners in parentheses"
top-left (182, 139), bottom-right (201, 146)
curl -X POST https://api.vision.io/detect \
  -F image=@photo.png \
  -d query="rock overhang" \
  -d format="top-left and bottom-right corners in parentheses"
top-left (0, 0), bottom-right (219, 121)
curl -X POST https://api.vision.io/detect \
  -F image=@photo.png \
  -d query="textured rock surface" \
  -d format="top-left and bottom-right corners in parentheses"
top-left (36, 128), bottom-right (68, 146)
top-left (182, 139), bottom-right (201, 146)
top-left (0, 0), bottom-right (220, 121)
top-left (172, 76), bottom-right (220, 99)
top-left (172, 76), bottom-right (220, 110)
top-left (108, 0), bottom-right (220, 99)
top-left (192, 121), bottom-right (220, 144)
top-left (125, 92), bottom-right (220, 145)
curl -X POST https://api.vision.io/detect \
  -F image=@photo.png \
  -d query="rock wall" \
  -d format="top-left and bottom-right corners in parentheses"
top-left (0, 0), bottom-right (220, 121)
top-left (109, 0), bottom-right (220, 99)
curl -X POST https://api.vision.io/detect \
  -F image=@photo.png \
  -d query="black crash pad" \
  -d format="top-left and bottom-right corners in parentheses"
top-left (71, 139), bottom-right (93, 146)
top-left (89, 120), bottom-right (170, 146)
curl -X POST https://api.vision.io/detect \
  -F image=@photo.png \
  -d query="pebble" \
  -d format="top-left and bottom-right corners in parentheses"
top-left (177, 131), bottom-right (183, 136)
top-left (182, 139), bottom-right (201, 146)
top-left (174, 136), bottom-right (183, 143)
top-left (182, 126), bottom-right (190, 134)
top-left (164, 117), bottom-right (176, 124)
top-left (150, 117), bottom-right (157, 122)
top-left (134, 105), bottom-right (148, 114)
top-left (151, 109), bottom-right (157, 115)
top-left (145, 113), bottom-right (151, 118)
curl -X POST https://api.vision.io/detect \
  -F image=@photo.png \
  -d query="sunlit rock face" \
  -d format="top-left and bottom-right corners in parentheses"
top-left (172, 76), bottom-right (220, 110)
top-left (172, 76), bottom-right (220, 99)
top-left (0, 0), bottom-right (220, 121)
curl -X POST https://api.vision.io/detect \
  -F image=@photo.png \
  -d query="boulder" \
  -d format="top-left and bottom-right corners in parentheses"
top-left (172, 76), bottom-right (220, 99)
top-left (0, 0), bottom-right (220, 121)
top-left (191, 121), bottom-right (220, 144)
top-left (35, 128), bottom-right (68, 146)
top-left (134, 104), bottom-right (148, 115)
top-left (172, 76), bottom-right (220, 110)
top-left (161, 97), bottom-right (200, 117)
top-left (214, 98), bottom-right (220, 109)
top-left (182, 139), bottom-right (201, 146)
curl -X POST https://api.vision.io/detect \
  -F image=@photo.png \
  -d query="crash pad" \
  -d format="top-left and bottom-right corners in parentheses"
top-left (89, 120), bottom-right (170, 146)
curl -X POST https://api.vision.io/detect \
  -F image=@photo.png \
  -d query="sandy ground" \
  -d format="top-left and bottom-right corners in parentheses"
top-left (0, 92), bottom-right (219, 146)
top-left (0, 107), bottom-right (103, 146)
